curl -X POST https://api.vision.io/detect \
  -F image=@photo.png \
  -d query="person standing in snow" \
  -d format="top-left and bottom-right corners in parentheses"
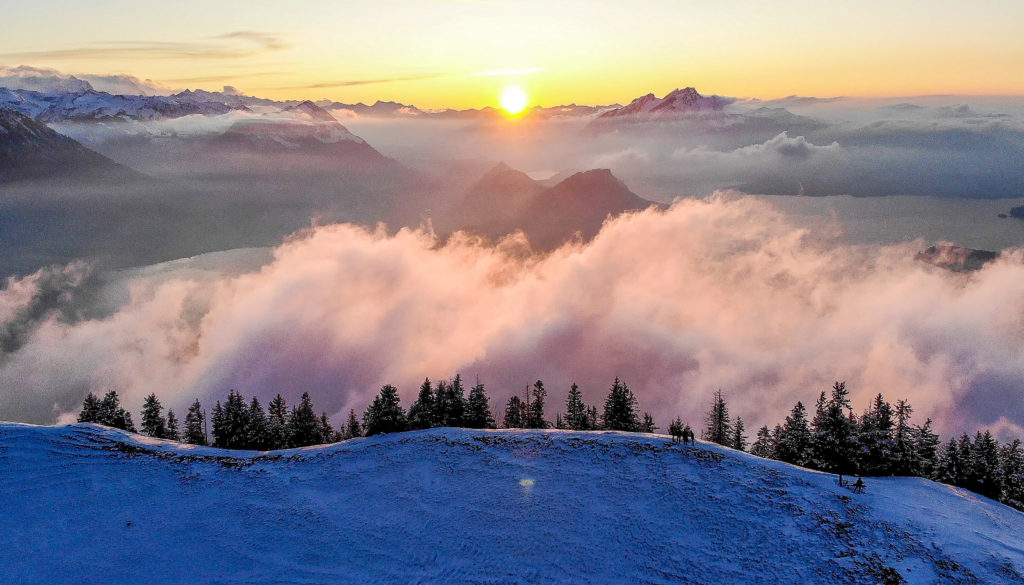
top-left (853, 476), bottom-right (865, 494)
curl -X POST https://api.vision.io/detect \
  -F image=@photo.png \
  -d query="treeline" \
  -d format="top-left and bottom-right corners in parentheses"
top-left (707, 381), bottom-right (1024, 512)
top-left (78, 389), bottom-right (355, 450)
top-left (75, 376), bottom-right (658, 449)
top-left (76, 376), bottom-right (1023, 512)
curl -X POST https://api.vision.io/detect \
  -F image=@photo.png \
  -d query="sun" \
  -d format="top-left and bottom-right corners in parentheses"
top-left (500, 86), bottom-right (529, 115)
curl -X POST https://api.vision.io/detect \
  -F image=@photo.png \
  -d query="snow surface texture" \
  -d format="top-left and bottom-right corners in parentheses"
top-left (1, 424), bottom-right (1022, 585)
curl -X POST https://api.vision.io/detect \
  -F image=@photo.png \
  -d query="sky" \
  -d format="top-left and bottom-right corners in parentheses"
top-left (2, 0), bottom-right (1023, 108)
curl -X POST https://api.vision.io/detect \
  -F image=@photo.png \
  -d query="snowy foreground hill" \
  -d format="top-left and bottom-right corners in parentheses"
top-left (2, 424), bottom-right (1023, 585)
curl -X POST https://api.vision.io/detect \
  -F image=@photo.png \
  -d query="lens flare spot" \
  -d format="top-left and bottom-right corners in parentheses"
top-left (519, 478), bottom-right (535, 488)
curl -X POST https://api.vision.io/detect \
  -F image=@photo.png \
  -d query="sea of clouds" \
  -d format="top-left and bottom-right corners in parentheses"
top-left (2, 196), bottom-right (1022, 440)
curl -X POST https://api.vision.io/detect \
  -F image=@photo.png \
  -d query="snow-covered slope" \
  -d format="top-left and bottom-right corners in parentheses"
top-left (2, 424), bottom-right (1022, 584)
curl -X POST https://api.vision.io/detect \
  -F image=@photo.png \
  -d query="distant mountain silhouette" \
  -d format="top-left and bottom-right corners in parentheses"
top-left (450, 163), bottom-right (657, 249)
top-left (0, 108), bottom-right (141, 183)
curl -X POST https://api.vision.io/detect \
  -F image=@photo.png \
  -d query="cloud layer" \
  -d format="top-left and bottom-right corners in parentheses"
top-left (2, 197), bottom-right (1022, 440)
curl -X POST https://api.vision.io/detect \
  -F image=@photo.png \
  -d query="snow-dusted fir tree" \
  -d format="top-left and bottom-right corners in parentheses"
top-left (140, 393), bottom-right (167, 439)
top-left (916, 418), bottom-right (941, 477)
top-left (78, 393), bottom-right (101, 423)
top-left (433, 376), bottom-right (466, 427)
top-left (267, 394), bottom-right (289, 450)
top-left (165, 410), bottom-right (180, 441)
top-left (890, 399), bottom-right (918, 475)
top-left (318, 412), bottom-right (336, 443)
top-left (503, 396), bottom-right (526, 428)
top-left (602, 378), bottom-right (640, 432)
top-left (465, 379), bottom-right (495, 429)
top-left (363, 385), bottom-right (407, 436)
top-left (972, 431), bottom-right (1004, 500)
top-left (565, 383), bottom-right (589, 430)
top-left (97, 390), bottom-right (135, 432)
top-left (775, 402), bottom-right (811, 466)
top-left (642, 413), bottom-right (657, 433)
top-left (342, 408), bottom-right (362, 439)
top-left (732, 417), bottom-right (747, 451)
top-left (213, 390), bottom-right (251, 449)
top-left (702, 389), bottom-right (732, 447)
top-left (183, 399), bottom-right (207, 445)
top-left (289, 392), bottom-right (320, 447)
top-left (858, 393), bottom-right (896, 475)
top-left (810, 382), bottom-right (856, 475)
top-left (750, 425), bottom-right (775, 458)
top-left (407, 378), bottom-right (436, 430)
top-left (248, 397), bottom-right (269, 450)
top-left (1001, 439), bottom-right (1024, 511)
top-left (526, 380), bottom-right (548, 429)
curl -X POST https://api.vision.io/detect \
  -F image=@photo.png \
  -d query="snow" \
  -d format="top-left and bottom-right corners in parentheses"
top-left (1, 423), bottom-right (1022, 584)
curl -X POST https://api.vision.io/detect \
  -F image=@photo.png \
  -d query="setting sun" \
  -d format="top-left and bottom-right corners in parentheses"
top-left (500, 86), bottom-right (529, 115)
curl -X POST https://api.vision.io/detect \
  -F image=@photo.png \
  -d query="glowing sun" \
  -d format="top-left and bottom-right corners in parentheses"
top-left (500, 86), bottom-right (529, 115)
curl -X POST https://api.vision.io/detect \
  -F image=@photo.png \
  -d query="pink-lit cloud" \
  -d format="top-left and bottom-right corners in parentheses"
top-left (2, 196), bottom-right (1023, 439)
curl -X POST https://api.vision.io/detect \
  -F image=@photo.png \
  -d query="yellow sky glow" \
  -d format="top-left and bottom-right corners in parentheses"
top-left (1, 0), bottom-right (1022, 108)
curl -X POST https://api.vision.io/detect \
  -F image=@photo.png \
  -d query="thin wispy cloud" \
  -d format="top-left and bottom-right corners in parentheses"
top-left (214, 31), bottom-right (291, 51)
top-left (288, 73), bottom-right (448, 89)
top-left (164, 71), bottom-right (282, 84)
top-left (0, 31), bottom-right (289, 62)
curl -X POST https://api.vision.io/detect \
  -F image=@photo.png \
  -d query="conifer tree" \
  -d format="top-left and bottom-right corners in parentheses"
top-left (776, 401), bottom-right (811, 466)
top-left (140, 393), bottom-right (167, 438)
top-left (890, 399), bottom-right (917, 475)
top-left (733, 417), bottom-right (747, 451)
top-left (503, 396), bottom-right (526, 428)
top-left (165, 410), bottom-right (180, 441)
top-left (267, 394), bottom-right (289, 450)
top-left (565, 383), bottom-right (589, 430)
top-left (526, 380), bottom-right (548, 429)
top-left (318, 412), bottom-right (336, 444)
top-left (247, 397), bottom-right (269, 450)
top-left (98, 390), bottom-right (135, 431)
top-left (858, 393), bottom-right (896, 475)
top-left (1001, 439), bottom-right (1024, 511)
top-left (407, 378), bottom-right (436, 430)
top-left (588, 405), bottom-right (600, 430)
top-left (363, 385), bottom-right (407, 436)
top-left (956, 433), bottom-right (976, 487)
top-left (750, 425), bottom-right (775, 458)
top-left (702, 389), bottom-right (732, 446)
top-left (934, 437), bottom-right (963, 485)
top-left (641, 413), bottom-right (657, 433)
top-left (555, 413), bottom-right (564, 429)
top-left (465, 379), bottom-right (495, 429)
top-left (215, 390), bottom-right (251, 449)
top-left (342, 408), bottom-right (362, 439)
top-left (78, 392), bottom-right (101, 423)
top-left (210, 401), bottom-right (225, 447)
top-left (916, 417), bottom-right (941, 477)
top-left (183, 399), bottom-right (207, 445)
top-left (289, 392), bottom-right (321, 447)
top-left (972, 431), bottom-right (1003, 500)
top-left (602, 378), bottom-right (640, 432)
top-left (810, 382), bottom-right (856, 475)
top-left (433, 376), bottom-right (466, 427)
